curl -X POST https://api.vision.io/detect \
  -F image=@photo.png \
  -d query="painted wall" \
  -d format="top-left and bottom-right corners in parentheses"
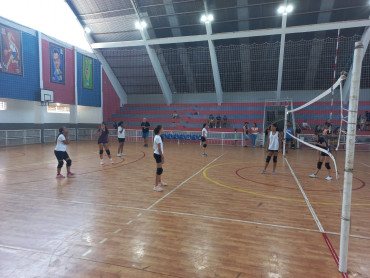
top-left (76, 52), bottom-right (101, 107)
top-left (102, 69), bottom-right (121, 121)
top-left (77, 105), bottom-right (102, 124)
top-left (0, 32), bottom-right (40, 101)
top-left (41, 39), bottom-right (75, 104)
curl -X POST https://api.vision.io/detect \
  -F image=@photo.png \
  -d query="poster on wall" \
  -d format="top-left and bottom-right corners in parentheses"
top-left (82, 55), bottom-right (93, 89)
top-left (0, 24), bottom-right (23, 75)
top-left (49, 43), bottom-right (65, 84)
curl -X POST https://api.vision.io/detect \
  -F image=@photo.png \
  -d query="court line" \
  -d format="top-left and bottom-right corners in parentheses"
top-left (1, 190), bottom-right (370, 241)
top-left (146, 154), bottom-right (224, 210)
top-left (82, 249), bottom-right (92, 257)
top-left (360, 162), bottom-right (370, 168)
top-left (203, 163), bottom-right (370, 206)
top-left (285, 157), bottom-right (347, 278)
top-left (99, 238), bottom-right (108, 244)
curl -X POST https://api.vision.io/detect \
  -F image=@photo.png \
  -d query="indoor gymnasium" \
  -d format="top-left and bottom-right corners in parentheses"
top-left (1, 0), bottom-right (370, 277)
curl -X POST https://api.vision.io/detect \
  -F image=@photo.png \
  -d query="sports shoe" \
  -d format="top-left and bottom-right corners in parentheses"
top-left (56, 174), bottom-right (65, 178)
top-left (117, 153), bottom-right (121, 157)
top-left (121, 153), bottom-right (126, 156)
top-left (67, 172), bottom-right (75, 178)
top-left (110, 158), bottom-right (114, 164)
top-left (272, 170), bottom-right (276, 175)
top-left (158, 182), bottom-right (167, 186)
top-left (100, 160), bottom-right (104, 165)
top-left (153, 186), bottom-right (164, 192)
top-left (202, 153), bottom-right (207, 157)
top-left (309, 174), bottom-right (318, 178)
top-left (325, 176), bottom-right (333, 181)
top-left (261, 170), bottom-right (266, 174)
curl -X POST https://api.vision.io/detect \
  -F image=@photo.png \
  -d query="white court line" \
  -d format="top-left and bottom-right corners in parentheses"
top-left (99, 238), bottom-right (107, 244)
top-left (113, 228), bottom-right (121, 234)
top-left (126, 220), bottom-right (133, 225)
top-left (137, 213), bottom-right (142, 217)
top-left (82, 249), bottom-right (92, 257)
top-left (360, 162), bottom-right (370, 168)
top-left (146, 154), bottom-right (224, 210)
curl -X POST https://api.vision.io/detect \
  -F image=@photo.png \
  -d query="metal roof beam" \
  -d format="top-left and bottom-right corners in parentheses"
top-left (91, 19), bottom-right (370, 49)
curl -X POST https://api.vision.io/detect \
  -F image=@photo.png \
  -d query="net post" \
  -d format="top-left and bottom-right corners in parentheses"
top-left (338, 41), bottom-right (364, 274)
top-left (283, 105), bottom-right (288, 156)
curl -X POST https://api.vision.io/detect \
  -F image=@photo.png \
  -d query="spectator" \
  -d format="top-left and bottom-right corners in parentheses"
top-left (314, 125), bottom-right (322, 134)
top-left (360, 114), bottom-right (366, 131)
top-left (285, 123), bottom-right (294, 152)
top-left (141, 118), bottom-right (150, 147)
top-left (172, 111), bottom-right (179, 119)
top-left (296, 124), bottom-right (302, 135)
top-left (222, 115), bottom-right (228, 128)
top-left (209, 114), bottom-right (215, 128)
top-left (233, 128), bottom-right (238, 145)
top-left (302, 121), bottom-right (312, 130)
top-left (216, 114), bottom-right (222, 128)
top-left (366, 111), bottom-right (370, 130)
top-left (250, 123), bottom-right (259, 148)
top-left (322, 124), bottom-right (330, 135)
top-left (243, 122), bottom-right (249, 147)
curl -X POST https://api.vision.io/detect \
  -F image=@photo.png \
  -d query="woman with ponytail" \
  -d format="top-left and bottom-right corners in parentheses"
top-left (153, 125), bottom-right (167, 192)
top-left (54, 127), bottom-right (75, 178)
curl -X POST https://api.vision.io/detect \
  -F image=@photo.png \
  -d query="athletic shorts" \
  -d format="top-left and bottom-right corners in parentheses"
top-left (118, 138), bottom-right (125, 143)
top-left (201, 136), bottom-right (206, 142)
top-left (142, 131), bottom-right (149, 138)
top-left (54, 150), bottom-right (69, 161)
top-left (268, 149), bottom-right (279, 153)
top-left (321, 152), bottom-right (329, 157)
top-left (153, 153), bottom-right (162, 163)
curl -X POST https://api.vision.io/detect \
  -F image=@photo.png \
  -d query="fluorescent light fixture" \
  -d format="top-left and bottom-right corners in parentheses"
top-left (135, 21), bottom-right (147, 30)
top-left (277, 5), bottom-right (293, 14)
top-left (56, 103), bottom-right (61, 106)
top-left (200, 14), bottom-right (214, 23)
top-left (84, 26), bottom-right (91, 33)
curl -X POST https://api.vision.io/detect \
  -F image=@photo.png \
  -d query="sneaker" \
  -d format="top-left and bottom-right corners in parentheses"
top-left (121, 153), bottom-right (126, 156)
top-left (144, 144), bottom-right (148, 147)
top-left (56, 174), bottom-right (65, 178)
top-left (202, 153), bottom-right (207, 157)
top-left (153, 186), bottom-right (164, 192)
top-left (325, 176), bottom-right (333, 181)
top-left (110, 159), bottom-right (114, 164)
top-left (272, 170), bottom-right (276, 175)
top-left (100, 160), bottom-right (104, 165)
top-left (158, 182), bottom-right (167, 186)
top-left (309, 174), bottom-right (318, 178)
top-left (117, 153), bottom-right (121, 157)
top-left (67, 172), bottom-right (75, 178)
top-left (261, 170), bottom-right (266, 174)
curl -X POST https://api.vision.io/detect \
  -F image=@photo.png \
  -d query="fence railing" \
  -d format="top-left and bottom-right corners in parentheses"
top-left (44, 129), bottom-right (77, 143)
top-left (0, 129), bottom-right (41, 147)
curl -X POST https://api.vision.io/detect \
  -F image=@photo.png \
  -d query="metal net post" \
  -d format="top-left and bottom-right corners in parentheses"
top-left (339, 41), bottom-right (364, 273)
top-left (283, 106), bottom-right (288, 156)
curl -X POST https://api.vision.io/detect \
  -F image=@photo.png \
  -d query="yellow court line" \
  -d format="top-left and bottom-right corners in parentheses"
top-left (202, 163), bottom-right (370, 206)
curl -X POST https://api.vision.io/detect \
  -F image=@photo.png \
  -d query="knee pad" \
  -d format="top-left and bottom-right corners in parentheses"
top-left (57, 160), bottom-right (64, 168)
top-left (203, 144), bottom-right (207, 148)
top-left (99, 150), bottom-right (104, 155)
top-left (66, 159), bottom-right (72, 167)
top-left (317, 161), bottom-right (323, 169)
top-left (266, 156), bottom-right (271, 163)
top-left (273, 156), bottom-right (277, 163)
top-left (106, 149), bottom-right (111, 156)
top-left (325, 163), bottom-right (331, 170)
top-left (156, 168), bottom-right (163, 175)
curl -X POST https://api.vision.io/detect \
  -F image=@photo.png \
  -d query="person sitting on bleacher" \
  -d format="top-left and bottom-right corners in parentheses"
top-left (172, 111), bottom-right (179, 119)
top-left (209, 114), bottom-right (215, 128)
top-left (302, 121), bottom-right (312, 130)
top-left (222, 115), bottom-right (228, 128)
top-left (216, 114), bottom-right (222, 128)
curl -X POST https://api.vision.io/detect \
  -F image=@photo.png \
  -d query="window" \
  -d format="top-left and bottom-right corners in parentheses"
top-left (0, 101), bottom-right (7, 110)
top-left (47, 104), bottom-right (70, 114)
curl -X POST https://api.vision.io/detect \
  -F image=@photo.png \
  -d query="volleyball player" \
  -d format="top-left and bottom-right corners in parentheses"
top-left (98, 122), bottom-right (113, 165)
top-left (201, 123), bottom-right (208, 157)
top-left (309, 133), bottom-right (332, 180)
top-left (153, 125), bottom-right (167, 192)
top-left (54, 127), bottom-right (75, 178)
top-left (261, 124), bottom-right (282, 174)
top-left (117, 121), bottom-right (126, 157)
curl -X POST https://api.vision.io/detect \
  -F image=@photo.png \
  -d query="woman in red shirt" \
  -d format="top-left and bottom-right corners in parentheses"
top-left (250, 123), bottom-right (259, 148)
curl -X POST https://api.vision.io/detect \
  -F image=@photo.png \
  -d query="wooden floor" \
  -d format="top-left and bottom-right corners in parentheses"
top-left (0, 141), bottom-right (369, 278)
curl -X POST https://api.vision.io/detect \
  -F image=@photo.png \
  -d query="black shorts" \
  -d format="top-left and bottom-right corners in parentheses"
top-left (154, 153), bottom-right (162, 163)
top-left (118, 138), bottom-right (125, 143)
top-left (54, 150), bottom-right (69, 161)
top-left (321, 152), bottom-right (329, 157)
top-left (268, 149), bottom-right (279, 153)
top-left (201, 136), bottom-right (206, 142)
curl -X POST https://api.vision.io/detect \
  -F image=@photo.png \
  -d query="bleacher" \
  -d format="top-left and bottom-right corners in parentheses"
top-left (108, 101), bottom-right (370, 133)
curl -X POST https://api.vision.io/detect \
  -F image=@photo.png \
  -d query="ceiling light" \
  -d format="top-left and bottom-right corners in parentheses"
top-left (277, 6), bottom-right (285, 14)
top-left (135, 21), bottom-right (147, 30)
top-left (277, 5), bottom-right (293, 14)
top-left (200, 14), bottom-right (214, 23)
top-left (56, 103), bottom-right (61, 106)
top-left (286, 5), bottom-right (294, 13)
top-left (84, 26), bottom-right (91, 33)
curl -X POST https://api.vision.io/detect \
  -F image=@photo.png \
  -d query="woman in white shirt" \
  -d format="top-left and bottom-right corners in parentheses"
top-left (54, 127), bottom-right (75, 178)
top-left (201, 123), bottom-right (208, 157)
top-left (117, 122), bottom-right (126, 157)
top-left (261, 124), bottom-right (282, 174)
top-left (153, 125), bottom-right (167, 192)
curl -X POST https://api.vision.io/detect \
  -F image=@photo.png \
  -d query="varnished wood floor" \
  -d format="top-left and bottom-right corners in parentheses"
top-left (0, 141), bottom-right (369, 278)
